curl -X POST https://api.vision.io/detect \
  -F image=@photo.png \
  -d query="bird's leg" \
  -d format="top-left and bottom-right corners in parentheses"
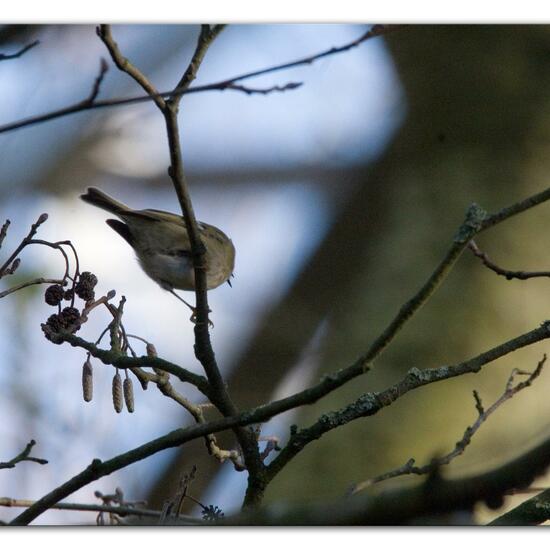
top-left (168, 290), bottom-right (213, 327)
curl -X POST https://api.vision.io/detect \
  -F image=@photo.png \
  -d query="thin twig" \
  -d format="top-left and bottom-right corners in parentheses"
top-left (81, 58), bottom-right (109, 105)
top-left (0, 213), bottom-right (48, 277)
top-left (43, 328), bottom-right (211, 396)
top-left (224, 82), bottom-right (303, 95)
top-left (0, 25), bottom-right (399, 135)
top-left (170, 24), bottom-right (226, 103)
top-left (27, 239), bottom-right (72, 282)
top-left (350, 356), bottom-right (546, 494)
top-left (0, 277), bottom-right (64, 299)
top-left (0, 440), bottom-right (48, 470)
top-left (469, 240), bottom-right (550, 280)
top-left (0, 497), bottom-right (162, 519)
top-left (0, 220), bottom-right (10, 248)
top-left (148, 366), bottom-right (242, 468)
top-left (259, 191), bottom-right (550, 481)
top-left (0, 40), bottom-right (39, 61)
top-left (97, 25), bottom-right (166, 110)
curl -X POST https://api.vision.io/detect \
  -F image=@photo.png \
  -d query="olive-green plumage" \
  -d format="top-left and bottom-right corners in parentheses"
top-left (80, 187), bottom-right (235, 292)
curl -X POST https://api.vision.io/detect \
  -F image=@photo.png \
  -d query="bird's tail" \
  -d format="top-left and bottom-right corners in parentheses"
top-left (80, 187), bottom-right (130, 215)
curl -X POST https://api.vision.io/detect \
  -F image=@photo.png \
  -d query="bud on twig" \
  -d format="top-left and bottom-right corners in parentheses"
top-left (37, 213), bottom-right (49, 225)
top-left (146, 343), bottom-right (157, 357)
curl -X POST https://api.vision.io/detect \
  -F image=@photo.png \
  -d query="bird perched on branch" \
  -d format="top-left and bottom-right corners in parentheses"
top-left (80, 187), bottom-right (235, 311)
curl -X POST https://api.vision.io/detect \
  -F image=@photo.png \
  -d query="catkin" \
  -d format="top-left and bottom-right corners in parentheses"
top-left (123, 376), bottom-right (135, 413)
top-left (82, 359), bottom-right (93, 402)
top-left (146, 343), bottom-right (157, 357)
top-left (112, 371), bottom-right (123, 413)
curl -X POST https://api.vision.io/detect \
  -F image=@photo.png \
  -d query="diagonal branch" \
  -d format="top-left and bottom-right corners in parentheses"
top-left (96, 24), bottom-right (166, 110)
top-left (350, 356), bottom-right (546, 494)
top-left (264, 322), bottom-right (550, 481)
top-left (169, 24), bottom-right (226, 106)
top-left (489, 488), bottom-right (550, 525)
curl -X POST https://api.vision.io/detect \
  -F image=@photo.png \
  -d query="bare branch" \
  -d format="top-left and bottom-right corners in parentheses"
top-left (97, 24), bottom-right (166, 110)
top-left (224, 82), bottom-right (303, 95)
top-left (0, 213), bottom-right (48, 278)
top-left (207, 431), bottom-right (550, 525)
top-left (0, 220), bottom-right (10, 248)
top-left (11, 317), bottom-right (550, 526)
top-left (154, 24), bottom-right (265, 503)
top-left (0, 496), bottom-right (163, 520)
top-left (0, 40), bottom-right (39, 61)
top-left (0, 24), bottom-right (399, 135)
top-left (0, 277), bottom-right (64, 299)
top-left (265, 322), bottom-right (550, 481)
top-left (97, 22), bottom-right (265, 494)
top-left (42, 329), bottom-right (210, 395)
top-left (81, 58), bottom-right (109, 105)
top-left (169, 24), bottom-right (226, 106)
top-left (469, 240), bottom-right (550, 280)
top-left (0, 440), bottom-right (48, 470)
top-left (350, 356), bottom-right (546, 494)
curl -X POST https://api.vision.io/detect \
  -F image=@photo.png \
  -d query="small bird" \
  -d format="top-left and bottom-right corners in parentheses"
top-left (80, 187), bottom-right (235, 310)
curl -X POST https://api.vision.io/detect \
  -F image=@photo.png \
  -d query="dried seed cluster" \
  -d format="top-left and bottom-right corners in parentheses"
top-left (42, 271), bottom-right (99, 343)
top-left (75, 271), bottom-right (98, 302)
top-left (44, 306), bottom-right (82, 342)
top-left (44, 284), bottom-right (64, 306)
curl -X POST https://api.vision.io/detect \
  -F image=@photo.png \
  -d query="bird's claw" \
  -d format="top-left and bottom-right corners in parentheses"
top-left (189, 308), bottom-right (214, 328)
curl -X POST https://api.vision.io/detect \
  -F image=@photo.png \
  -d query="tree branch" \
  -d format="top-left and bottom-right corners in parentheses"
top-left (0, 24), bottom-right (399, 135)
top-left (350, 357), bottom-right (546, 493)
top-left (265, 323), bottom-right (550, 481)
top-left (0, 440), bottom-right (48, 470)
top-left (0, 277), bottom-right (64, 300)
top-left (0, 40), bottom-right (39, 61)
top-left (217, 433), bottom-right (550, 525)
top-left (96, 25), bottom-right (166, 110)
top-left (11, 318), bottom-right (550, 525)
top-left (170, 24), bottom-right (226, 104)
top-left (488, 488), bottom-right (550, 525)
top-left (44, 329), bottom-right (211, 396)
top-left (98, 24), bottom-right (265, 505)
top-left (0, 497), bottom-right (165, 520)
top-left (0, 213), bottom-right (48, 277)
top-left (469, 240), bottom-right (550, 280)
